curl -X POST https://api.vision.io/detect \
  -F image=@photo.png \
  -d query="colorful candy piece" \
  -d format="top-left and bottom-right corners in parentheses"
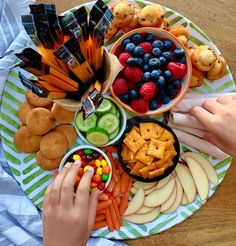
top-left (73, 154), bottom-right (81, 161)
top-left (102, 173), bottom-right (109, 182)
top-left (95, 159), bottom-right (101, 167)
top-left (84, 148), bottom-right (93, 155)
top-left (97, 167), bottom-right (103, 175)
top-left (101, 159), bottom-right (107, 167)
top-left (103, 166), bottom-right (111, 174)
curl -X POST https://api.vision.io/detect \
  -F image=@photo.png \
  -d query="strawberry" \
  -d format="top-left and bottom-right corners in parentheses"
top-left (130, 98), bottom-right (149, 113)
top-left (138, 42), bottom-right (153, 54)
top-left (124, 67), bottom-right (143, 83)
top-left (139, 82), bottom-right (157, 100)
top-left (167, 62), bottom-right (187, 79)
top-left (119, 52), bottom-right (132, 67)
top-left (112, 78), bottom-right (128, 95)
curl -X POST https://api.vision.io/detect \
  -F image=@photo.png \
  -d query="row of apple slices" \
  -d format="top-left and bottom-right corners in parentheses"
top-left (123, 152), bottom-right (219, 224)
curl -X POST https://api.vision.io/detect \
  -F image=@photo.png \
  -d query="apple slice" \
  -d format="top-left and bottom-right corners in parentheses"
top-left (133, 181), bottom-right (157, 190)
top-left (156, 174), bottom-right (172, 189)
top-left (175, 163), bottom-right (197, 203)
top-left (144, 178), bottom-right (175, 207)
top-left (130, 186), bottom-right (138, 195)
top-left (185, 157), bottom-right (209, 201)
top-left (124, 207), bottom-right (160, 224)
top-left (164, 176), bottom-right (183, 213)
top-left (124, 187), bottom-right (144, 216)
top-left (181, 192), bottom-right (189, 205)
top-left (136, 206), bottom-right (154, 214)
top-left (161, 184), bottom-right (177, 212)
top-left (144, 185), bottom-right (157, 195)
top-left (182, 152), bottom-right (218, 185)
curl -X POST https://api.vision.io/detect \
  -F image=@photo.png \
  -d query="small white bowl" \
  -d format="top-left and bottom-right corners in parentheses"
top-left (74, 95), bottom-right (127, 147)
top-left (59, 145), bottom-right (112, 190)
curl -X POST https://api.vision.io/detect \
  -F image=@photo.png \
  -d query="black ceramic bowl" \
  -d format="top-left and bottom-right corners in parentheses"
top-left (118, 117), bottom-right (180, 182)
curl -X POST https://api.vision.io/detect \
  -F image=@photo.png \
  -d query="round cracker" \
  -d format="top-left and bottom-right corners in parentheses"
top-left (26, 90), bottom-right (52, 107)
top-left (18, 101), bottom-right (34, 124)
top-left (55, 124), bottom-right (77, 147)
top-left (51, 103), bottom-right (75, 123)
top-left (36, 151), bottom-right (62, 170)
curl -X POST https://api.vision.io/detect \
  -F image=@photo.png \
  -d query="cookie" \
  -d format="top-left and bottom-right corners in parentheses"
top-left (36, 150), bottom-right (62, 170)
top-left (14, 126), bottom-right (41, 153)
top-left (160, 17), bottom-right (170, 31)
top-left (55, 124), bottom-right (77, 148)
top-left (26, 90), bottom-right (52, 107)
top-left (187, 44), bottom-right (198, 58)
top-left (25, 107), bottom-right (55, 135)
top-left (169, 25), bottom-right (190, 46)
top-left (207, 56), bottom-right (226, 80)
top-left (105, 21), bottom-right (119, 40)
top-left (122, 8), bottom-right (140, 33)
top-left (190, 68), bottom-right (204, 88)
top-left (40, 131), bottom-right (68, 159)
top-left (138, 5), bottom-right (165, 27)
top-left (18, 101), bottom-right (34, 125)
top-left (51, 103), bottom-right (75, 123)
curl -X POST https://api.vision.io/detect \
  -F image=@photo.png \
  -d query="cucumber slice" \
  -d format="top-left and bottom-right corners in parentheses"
top-left (86, 127), bottom-right (109, 146)
top-left (110, 104), bottom-right (117, 115)
top-left (115, 108), bottom-right (120, 118)
top-left (109, 127), bottom-right (119, 140)
top-left (95, 99), bottom-right (112, 115)
top-left (98, 113), bottom-right (119, 134)
top-left (75, 112), bottom-right (97, 132)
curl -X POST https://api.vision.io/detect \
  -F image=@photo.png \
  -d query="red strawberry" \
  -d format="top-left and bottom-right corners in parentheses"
top-left (139, 82), bottom-right (157, 100)
top-left (119, 52), bottom-right (132, 67)
top-left (167, 62), bottom-right (187, 79)
top-left (112, 78), bottom-right (128, 95)
top-left (127, 80), bottom-right (137, 90)
top-left (124, 67), bottom-right (143, 83)
top-left (138, 42), bottom-right (152, 54)
top-left (114, 45), bottom-right (124, 58)
top-left (130, 98), bottom-right (149, 113)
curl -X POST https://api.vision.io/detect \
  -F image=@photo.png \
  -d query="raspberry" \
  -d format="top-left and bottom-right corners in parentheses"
top-left (130, 98), bottom-right (149, 113)
top-left (138, 42), bottom-right (153, 54)
top-left (124, 67), bottom-right (144, 83)
top-left (119, 52), bottom-right (132, 67)
top-left (139, 82), bottom-right (157, 100)
top-left (112, 78), bottom-right (128, 95)
top-left (167, 62), bottom-right (187, 79)
top-left (127, 80), bottom-right (137, 90)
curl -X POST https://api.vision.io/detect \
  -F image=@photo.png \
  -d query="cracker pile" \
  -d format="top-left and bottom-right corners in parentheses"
top-left (121, 122), bottom-right (177, 179)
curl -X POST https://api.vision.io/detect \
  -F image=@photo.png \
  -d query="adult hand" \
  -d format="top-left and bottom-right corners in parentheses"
top-left (191, 96), bottom-right (236, 157)
top-left (43, 161), bottom-right (100, 246)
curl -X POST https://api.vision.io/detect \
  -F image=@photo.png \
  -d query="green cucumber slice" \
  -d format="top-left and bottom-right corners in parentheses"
top-left (95, 99), bottom-right (113, 115)
top-left (98, 113), bottom-right (119, 134)
top-left (115, 108), bottom-right (120, 118)
top-left (110, 104), bottom-right (117, 115)
top-left (75, 112), bottom-right (97, 132)
top-left (109, 127), bottom-right (119, 140)
top-left (86, 127), bottom-right (109, 146)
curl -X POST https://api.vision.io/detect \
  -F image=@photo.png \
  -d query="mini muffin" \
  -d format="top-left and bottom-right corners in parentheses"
top-left (55, 124), bottom-right (77, 148)
top-left (25, 108), bottom-right (55, 135)
top-left (105, 21), bottom-right (119, 39)
top-left (122, 8), bottom-right (140, 33)
top-left (26, 90), bottom-right (52, 107)
top-left (51, 103), bottom-right (75, 123)
top-left (190, 68), bottom-right (205, 88)
top-left (207, 56), bottom-right (226, 80)
top-left (187, 44), bottom-right (198, 57)
top-left (159, 17), bottom-right (170, 31)
top-left (169, 25), bottom-right (190, 46)
top-left (18, 101), bottom-right (34, 125)
top-left (40, 131), bottom-right (68, 159)
top-left (14, 126), bottom-right (42, 153)
top-left (36, 151), bottom-right (62, 170)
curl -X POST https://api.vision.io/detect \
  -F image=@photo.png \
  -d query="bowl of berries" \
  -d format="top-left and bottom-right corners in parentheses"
top-left (59, 145), bottom-right (112, 192)
top-left (110, 27), bottom-right (192, 115)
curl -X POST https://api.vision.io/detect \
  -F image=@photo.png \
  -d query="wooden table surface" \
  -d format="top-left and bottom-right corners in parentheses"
top-left (37, 0), bottom-right (236, 245)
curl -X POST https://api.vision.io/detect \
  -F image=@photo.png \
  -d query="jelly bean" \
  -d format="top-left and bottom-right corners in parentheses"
top-left (98, 155), bottom-right (103, 161)
top-left (77, 150), bottom-right (84, 156)
top-left (89, 188), bottom-right (93, 193)
top-left (92, 174), bottom-right (102, 184)
top-left (101, 159), bottom-right (107, 167)
top-left (97, 182), bottom-right (105, 191)
top-left (84, 149), bottom-right (93, 155)
top-left (84, 165), bottom-right (91, 172)
top-left (101, 173), bottom-right (109, 182)
top-left (73, 154), bottom-right (81, 161)
top-left (95, 159), bottom-right (101, 167)
top-left (92, 152), bottom-right (100, 159)
top-left (96, 167), bottom-right (103, 175)
top-left (90, 182), bottom-right (98, 189)
top-left (86, 154), bottom-right (93, 162)
top-left (102, 166), bottom-right (111, 174)
top-left (81, 154), bottom-right (87, 161)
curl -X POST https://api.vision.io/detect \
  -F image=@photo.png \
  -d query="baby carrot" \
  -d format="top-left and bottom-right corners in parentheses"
top-left (109, 202), bottom-right (120, 230)
top-left (116, 196), bottom-right (121, 205)
top-left (113, 180), bottom-right (121, 198)
top-left (116, 159), bottom-right (124, 174)
top-left (106, 179), bottom-right (115, 193)
top-left (102, 145), bottom-right (118, 153)
top-left (113, 198), bottom-right (122, 225)
top-left (93, 220), bottom-right (107, 230)
top-left (105, 207), bottom-right (114, 232)
top-left (95, 214), bottom-right (106, 222)
top-left (120, 173), bottom-right (130, 193)
top-left (128, 177), bottom-right (133, 191)
top-left (97, 200), bottom-right (112, 211)
top-left (98, 193), bottom-right (109, 201)
top-left (96, 209), bottom-right (106, 215)
top-left (119, 192), bottom-right (129, 216)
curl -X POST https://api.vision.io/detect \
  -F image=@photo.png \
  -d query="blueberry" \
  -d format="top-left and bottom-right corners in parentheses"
top-left (152, 40), bottom-right (164, 50)
top-left (156, 76), bottom-right (165, 88)
top-left (122, 38), bottom-right (131, 47)
top-left (128, 89), bottom-right (139, 99)
top-left (125, 43), bottom-right (135, 53)
top-left (162, 51), bottom-right (172, 62)
top-left (133, 46), bottom-right (144, 57)
top-left (136, 82), bottom-right (143, 88)
top-left (163, 70), bottom-right (172, 81)
top-left (152, 48), bottom-right (161, 57)
top-left (163, 40), bottom-right (172, 50)
top-left (145, 33), bottom-right (154, 43)
top-left (149, 99), bottom-right (158, 110)
top-left (172, 79), bottom-right (181, 89)
top-left (131, 34), bottom-right (143, 45)
top-left (151, 70), bottom-right (160, 80)
top-left (166, 85), bottom-right (178, 98)
top-left (149, 58), bottom-right (161, 69)
top-left (127, 57), bottom-right (137, 66)
top-left (174, 48), bottom-right (185, 58)
top-left (162, 95), bottom-right (171, 104)
top-left (137, 58), bottom-right (144, 67)
top-left (120, 94), bottom-right (129, 104)
top-left (143, 64), bottom-right (150, 72)
top-left (143, 54), bottom-right (151, 64)
top-left (177, 56), bottom-right (187, 64)
top-left (143, 72), bottom-right (151, 81)
top-left (159, 56), bottom-right (166, 65)
top-left (159, 89), bottom-right (166, 98)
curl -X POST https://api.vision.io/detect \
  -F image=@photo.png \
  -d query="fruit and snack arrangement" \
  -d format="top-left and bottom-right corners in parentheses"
top-left (17, 1), bottom-right (114, 117)
top-left (14, 90), bottom-right (77, 170)
top-left (121, 122), bottom-right (177, 179)
top-left (75, 99), bottom-right (122, 146)
top-left (112, 32), bottom-right (187, 113)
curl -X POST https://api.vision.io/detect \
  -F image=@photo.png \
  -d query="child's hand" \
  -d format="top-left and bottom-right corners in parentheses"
top-left (43, 161), bottom-right (100, 246)
top-left (191, 96), bottom-right (236, 157)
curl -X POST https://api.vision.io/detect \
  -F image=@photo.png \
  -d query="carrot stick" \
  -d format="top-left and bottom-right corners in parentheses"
top-left (93, 220), bottom-right (107, 230)
top-left (109, 202), bottom-right (120, 230)
top-left (98, 193), bottom-right (109, 201)
top-left (113, 180), bottom-right (121, 198)
top-left (105, 207), bottom-right (114, 232)
top-left (128, 178), bottom-right (133, 191)
top-left (95, 214), bottom-right (106, 222)
top-left (96, 209), bottom-right (106, 215)
top-left (113, 198), bottom-right (122, 225)
top-left (119, 192), bottom-right (129, 216)
top-left (120, 173), bottom-right (130, 193)
top-left (116, 196), bottom-right (121, 205)
top-left (106, 179), bottom-right (115, 193)
top-left (102, 145), bottom-right (118, 153)
top-left (97, 200), bottom-right (112, 211)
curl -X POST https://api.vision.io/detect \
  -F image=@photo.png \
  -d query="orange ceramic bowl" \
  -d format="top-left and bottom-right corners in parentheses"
top-left (110, 27), bottom-right (192, 116)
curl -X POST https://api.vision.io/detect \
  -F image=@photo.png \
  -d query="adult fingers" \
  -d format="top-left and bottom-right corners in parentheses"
top-left (75, 167), bottom-right (94, 209)
top-left (43, 183), bottom-right (53, 209)
top-left (203, 133), bottom-right (225, 151)
top-left (191, 106), bottom-right (214, 129)
top-left (217, 96), bottom-right (233, 105)
top-left (202, 99), bottom-right (224, 114)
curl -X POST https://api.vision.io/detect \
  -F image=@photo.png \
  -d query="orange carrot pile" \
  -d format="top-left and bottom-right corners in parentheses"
top-left (93, 147), bottom-right (133, 231)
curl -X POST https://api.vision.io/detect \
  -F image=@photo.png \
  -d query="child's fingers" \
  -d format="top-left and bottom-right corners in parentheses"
top-left (202, 99), bottom-right (225, 114)
top-left (191, 106), bottom-right (214, 128)
top-left (217, 96), bottom-right (233, 105)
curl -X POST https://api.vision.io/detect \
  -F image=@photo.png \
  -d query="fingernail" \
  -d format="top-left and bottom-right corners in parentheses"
top-left (74, 160), bottom-right (81, 165)
top-left (87, 166), bottom-right (94, 172)
top-left (64, 162), bottom-right (72, 168)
